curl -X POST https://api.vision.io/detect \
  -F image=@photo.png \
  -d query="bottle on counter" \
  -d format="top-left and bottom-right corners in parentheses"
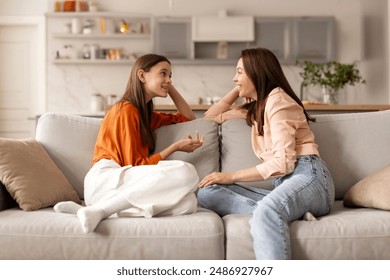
top-left (90, 44), bottom-right (99, 60)
top-left (53, 0), bottom-right (62, 12)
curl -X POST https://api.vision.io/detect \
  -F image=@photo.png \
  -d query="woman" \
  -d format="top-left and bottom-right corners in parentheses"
top-left (197, 48), bottom-right (335, 259)
top-left (55, 54), bottom-right (204, 233)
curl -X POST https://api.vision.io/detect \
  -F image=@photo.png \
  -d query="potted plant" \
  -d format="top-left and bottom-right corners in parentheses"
top-left (297, 60), bottom-right (366, 104)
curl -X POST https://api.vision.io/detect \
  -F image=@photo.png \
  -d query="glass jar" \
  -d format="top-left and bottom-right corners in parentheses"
top-left (63, 1), bottom-right (76, 12)
top-left (82, 44), bottom-right (91, 59)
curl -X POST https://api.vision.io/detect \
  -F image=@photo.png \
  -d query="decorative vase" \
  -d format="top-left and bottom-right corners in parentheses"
top-left (322, 85), bottom-right (339, 105)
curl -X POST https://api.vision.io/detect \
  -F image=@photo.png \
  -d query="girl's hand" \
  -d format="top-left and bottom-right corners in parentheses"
top-left (167, 84), bottom-right (196, 120)
top-left (198, 172), bottom-right (234, 188)
top-left (175, 131), bottom-right (204, 153)
top-left (167, 84), bottom-right (177, 96)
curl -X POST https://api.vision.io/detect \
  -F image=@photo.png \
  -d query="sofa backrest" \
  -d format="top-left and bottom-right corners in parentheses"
top-left (37, 110), bottom-right (390, 201)
top-left (310, 110), bottom-right (390, 199)
top-left (220, 119), bottom-right (274, 190)
top-left (220, 110), bottom-right (390, 200)
top-left (36, 113), bottom-right (101, 199)
top-left (154, 118), bottom-right (220, 180)
top-left (36, 113), bottom-right (220, 200)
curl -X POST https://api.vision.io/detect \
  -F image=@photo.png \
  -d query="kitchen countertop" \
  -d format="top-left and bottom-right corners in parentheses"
top-left (155, 104), bottom-right (390, 112)
top-left (31, 104), bottom-right (390, 122)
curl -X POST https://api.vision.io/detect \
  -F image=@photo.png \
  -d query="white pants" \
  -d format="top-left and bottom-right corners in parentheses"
top-left (84, 159), bottom-right (199, 217)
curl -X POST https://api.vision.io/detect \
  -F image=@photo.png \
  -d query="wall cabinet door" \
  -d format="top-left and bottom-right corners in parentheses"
top-left (154, 17), bottom-right (192, 59)
top-left (252, 17), bottom-right (334, 64)
top-left (153, 16), bottom-right (335, 65)
top-left (192, 16), bottom-right (254, 42)
top-left (252, 17), bottom-right (293, 63)
top-left (293, 17), bottom-right (335, 62)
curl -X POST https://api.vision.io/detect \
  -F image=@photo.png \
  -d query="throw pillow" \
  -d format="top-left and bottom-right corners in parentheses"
top-left (343, 164), bottom-right (390, 210)
top-left (0, 180), bottom-right (18, 211)
top-left (0, 138), bottom-right (81, 211)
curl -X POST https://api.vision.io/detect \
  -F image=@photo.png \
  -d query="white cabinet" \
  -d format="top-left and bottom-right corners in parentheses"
top-left (192, 16), bottom-right (254, 42)
top-left (46, 12), bottom-right (153, 65)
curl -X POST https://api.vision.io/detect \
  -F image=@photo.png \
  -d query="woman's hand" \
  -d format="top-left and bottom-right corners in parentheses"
top-left (174, 131), bottom-right (204, 153)
top-left (198, 172), bottom-right (235, 188)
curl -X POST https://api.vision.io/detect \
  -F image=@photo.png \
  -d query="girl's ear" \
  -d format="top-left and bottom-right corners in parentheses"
top-left (137, 69), bottom-right (145, 83)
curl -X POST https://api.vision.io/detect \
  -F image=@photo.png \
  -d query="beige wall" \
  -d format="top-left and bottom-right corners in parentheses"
top-left (0, 0), bottom-right (388, 106)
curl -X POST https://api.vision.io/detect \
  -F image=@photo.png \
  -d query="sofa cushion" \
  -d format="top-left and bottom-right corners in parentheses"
top-left (223, 201), bottom-right (390, 260)
top-left (310, 110), bottom-right (390, 199)
top-left (220, 119), bottom-right (273, 190)
top-left (35, 113), bottom-right (102, 200)
top-left (0, 207), bottom-right (224, 259)
top-left (155, 118), bottom-right (220, 180)
top-left (0, 138), bottom-right (81, 211)
top-left (343, 164), bottom-right (390, 210)
top-left (0, 181), bottom-right (18, 211)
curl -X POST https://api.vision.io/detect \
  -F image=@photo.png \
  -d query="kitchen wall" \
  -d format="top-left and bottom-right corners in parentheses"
top-left (0, 0), bottom-right (388, 114)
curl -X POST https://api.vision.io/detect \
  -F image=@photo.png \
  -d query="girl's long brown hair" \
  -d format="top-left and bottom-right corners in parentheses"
top-left (119, 54), bottom-right (170, 153)
top-left (240, 48), bottom-right (315, 135)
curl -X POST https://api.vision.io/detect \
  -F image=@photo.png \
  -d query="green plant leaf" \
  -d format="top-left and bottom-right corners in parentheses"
top-left (297, 60), bottom-right (365, 90)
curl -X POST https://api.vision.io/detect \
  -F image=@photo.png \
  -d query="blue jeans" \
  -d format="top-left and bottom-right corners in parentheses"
top-left (197, 155), bottom-right (335, 260)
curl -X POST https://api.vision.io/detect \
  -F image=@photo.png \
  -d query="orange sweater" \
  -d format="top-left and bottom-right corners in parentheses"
top-left (92, 102), bottom-right (189, 167)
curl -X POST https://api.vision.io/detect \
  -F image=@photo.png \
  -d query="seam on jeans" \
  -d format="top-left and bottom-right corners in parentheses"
top-left (277, 159), bottom-right (317, 258)
top-left (218, 124), bottom-right (222, 172)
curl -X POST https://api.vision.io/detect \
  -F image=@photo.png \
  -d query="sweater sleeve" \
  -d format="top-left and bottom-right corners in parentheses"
top-left (151, 111), bottom-right (190, 130)
top-left (204, 100), bottom-right (246, 124)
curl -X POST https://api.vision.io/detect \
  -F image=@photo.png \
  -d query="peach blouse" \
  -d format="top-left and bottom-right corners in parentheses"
top-left (205, 87), bottom-right (319, 180)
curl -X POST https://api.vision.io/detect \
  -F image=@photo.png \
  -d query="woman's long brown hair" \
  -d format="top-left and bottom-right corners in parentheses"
top-left (119, 54), bottom-right (171, 153)
top-left (240, 48), bottom-right (315, 135)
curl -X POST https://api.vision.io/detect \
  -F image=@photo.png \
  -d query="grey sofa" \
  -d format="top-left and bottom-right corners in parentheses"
top-left (1, 109), bottom-right (390, 259)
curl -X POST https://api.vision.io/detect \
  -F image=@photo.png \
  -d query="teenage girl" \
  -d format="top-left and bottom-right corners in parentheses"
top-left (55, 54), bottom-right (204, 233)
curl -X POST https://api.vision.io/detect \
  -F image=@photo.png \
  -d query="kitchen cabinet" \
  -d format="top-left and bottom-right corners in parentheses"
top-left (154, 16), bottom-right (253, 64)
top-left (154, 15), bottom-right (334, 65)
top-left (191, 16), bottom-right (254, 42)
top-left (250, 16), bottom-right (334, 64)
top-left (47, 13), bottom-right (335, 66)
top-left (46, 12), bottom-right (153, 65)
top-left (154, 17), bottom-right (192, 59)
top-left (252, 17), bottom-right (293, 63)
top-left (292, 17), bottom-right (335, 62)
